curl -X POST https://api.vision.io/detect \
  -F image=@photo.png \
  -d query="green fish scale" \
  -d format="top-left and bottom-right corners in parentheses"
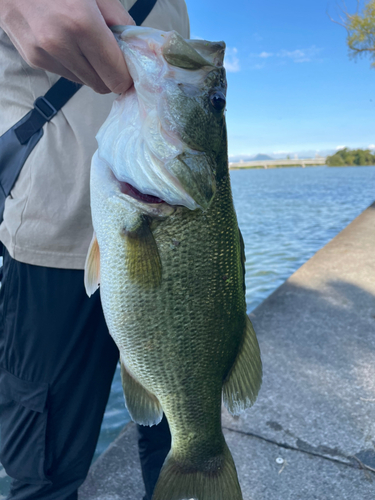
top-left (99, 175), bottom-right (246, 465)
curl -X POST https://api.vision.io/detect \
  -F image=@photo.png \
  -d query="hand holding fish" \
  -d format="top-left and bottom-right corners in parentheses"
top-left (0, 0), bottom-right (134, 94)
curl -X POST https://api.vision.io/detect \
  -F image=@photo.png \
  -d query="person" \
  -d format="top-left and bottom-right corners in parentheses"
top-left (0, 0), bottom-right (189, 499)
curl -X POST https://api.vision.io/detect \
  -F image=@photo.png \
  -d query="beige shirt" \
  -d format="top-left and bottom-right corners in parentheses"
top-left (0, 0), bottom-right (190, 269)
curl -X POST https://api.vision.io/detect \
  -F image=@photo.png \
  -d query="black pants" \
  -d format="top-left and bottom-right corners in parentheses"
top-left (0, 248), bottom-right (170, 500)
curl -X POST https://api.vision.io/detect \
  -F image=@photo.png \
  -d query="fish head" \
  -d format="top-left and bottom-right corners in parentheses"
top-left (96, 26), bottom-right (227, 212)
top-left (161, 33), bottom-right (227, 157)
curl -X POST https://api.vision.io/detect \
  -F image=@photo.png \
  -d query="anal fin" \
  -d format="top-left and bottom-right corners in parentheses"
top-left (223, 315), bottom-right (262, 415)
top-left (121, 360), bottom-right (163, 426)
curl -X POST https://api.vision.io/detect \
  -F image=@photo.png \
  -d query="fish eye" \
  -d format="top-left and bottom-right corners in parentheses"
top-left (210, 92), bottom-right (226, 111)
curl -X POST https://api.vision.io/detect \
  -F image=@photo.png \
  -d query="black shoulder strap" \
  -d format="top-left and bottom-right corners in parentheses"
top-left (15, 79), bottom-right (82, 144)
top-left (14, 0), bottom-right (158, 145)
top-left (130, 0), bottom-right (157, 26)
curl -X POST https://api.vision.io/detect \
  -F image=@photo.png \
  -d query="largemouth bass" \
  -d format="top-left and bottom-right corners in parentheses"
top-left (85, 26), bottom-right (262, 500)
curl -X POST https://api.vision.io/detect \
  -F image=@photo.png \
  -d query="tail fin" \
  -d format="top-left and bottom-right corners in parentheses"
top-left (152, 442), bottom-right (243, 500)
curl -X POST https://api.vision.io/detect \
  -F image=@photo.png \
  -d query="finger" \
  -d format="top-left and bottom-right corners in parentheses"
top-left (76, 0), bottom-right (134, 94)
top-left (28, 26), bottom-right (118, 93)
top-left (46, 66), bottom-right (85, 87)
top-left (9, 0), bottom-right (134, 94)
top-left (9, 34), bottom-right (86, 87)
top-left (48, 41), bottom-right (112, 93)
top-left (96, 0), bottom-right (135, 26)
top-left (79, 25), bottom-right (132, 94)
top-left (29, 42), bottom-right (107, 92)
top-left (4, 13), bottom-right (106, 92)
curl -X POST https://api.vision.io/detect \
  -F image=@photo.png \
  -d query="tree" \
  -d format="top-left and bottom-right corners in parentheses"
top-left (340, 1), bottom-right (375, 67)
top-left (326, 147), bottom-right (375, 166)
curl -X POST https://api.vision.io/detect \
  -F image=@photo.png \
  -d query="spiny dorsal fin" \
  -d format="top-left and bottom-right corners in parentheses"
top-left (223, 315), bottom-right (262, 415)
top-left (84, 232), bottom-right (100, 297)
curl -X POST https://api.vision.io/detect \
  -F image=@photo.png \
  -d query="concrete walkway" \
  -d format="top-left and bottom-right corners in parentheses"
top-left (80, 203), bottom-right (375, 500)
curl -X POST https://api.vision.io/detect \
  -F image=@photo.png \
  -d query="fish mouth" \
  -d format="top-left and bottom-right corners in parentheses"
top-left (119, 181), bottom-right (165, 205)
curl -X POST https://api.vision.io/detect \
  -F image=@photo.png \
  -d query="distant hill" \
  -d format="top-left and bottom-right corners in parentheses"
top-left (251, 154), bottom-right (273, 161)
top-left (229, 154), bottom-right (274, 162)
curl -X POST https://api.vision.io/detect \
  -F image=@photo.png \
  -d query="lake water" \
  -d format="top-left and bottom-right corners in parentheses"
top-left (1, 166), bottom-right (375, 494)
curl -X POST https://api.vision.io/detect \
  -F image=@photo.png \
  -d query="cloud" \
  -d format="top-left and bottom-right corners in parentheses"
top-left (368, 144), bottom-right (375, 150)
top-left (252, 45), bottom-right (322, 64)
top-left (225, 47), bottom-right (240, 73)
top-left (336, 145), bottom-right (346, 150)
top-left (251, 63), bottom-right (266, 70)
top-left (278, 46), bottom-right (321, 63)
top-left (278, 49), bottom-right (309, 62)
top-left (259, 51), bottom-right (273, 58)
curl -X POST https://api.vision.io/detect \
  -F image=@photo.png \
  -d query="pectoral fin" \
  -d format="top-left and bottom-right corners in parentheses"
top-left (121, 360), bottom-right (163, 426)
top-left (84, 232), bottom-right (100, 297)
top-left (223, 315), bottom-right (262, 415)
top-left (124, 215), bottom-right (162, 288)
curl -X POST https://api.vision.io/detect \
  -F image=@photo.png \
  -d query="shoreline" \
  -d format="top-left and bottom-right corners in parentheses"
top-left (229, 163), bottom-right (325, 170)
top-left (229, 163), bottom-right (375, 170)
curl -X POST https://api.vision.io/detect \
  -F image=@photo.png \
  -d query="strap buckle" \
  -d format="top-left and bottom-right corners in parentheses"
top-left (34, 96), bottom-right (57, 121)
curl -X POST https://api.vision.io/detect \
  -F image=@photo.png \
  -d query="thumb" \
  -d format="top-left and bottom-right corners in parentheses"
top-left (93, 0), bottom-right (135, 94)
top-left (96, 0), bottom-right (136, 27)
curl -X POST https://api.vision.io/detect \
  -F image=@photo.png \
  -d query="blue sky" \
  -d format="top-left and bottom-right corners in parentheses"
top-left (186, 0), bottom-right (375, 158)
